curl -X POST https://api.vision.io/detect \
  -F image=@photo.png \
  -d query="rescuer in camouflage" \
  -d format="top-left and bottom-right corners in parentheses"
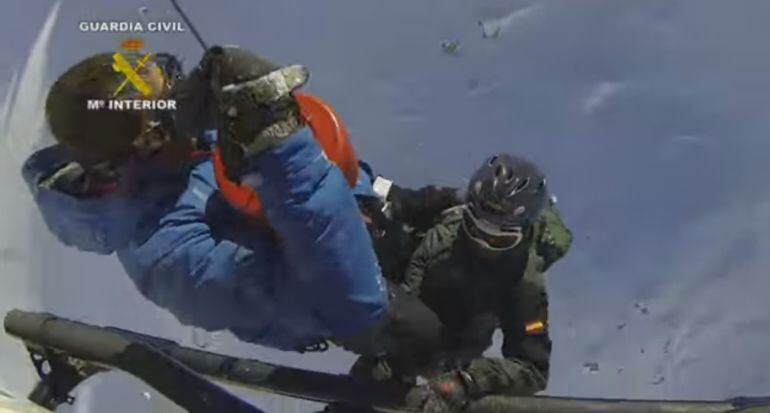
top-left (335, 153), bottom-right (572, 413)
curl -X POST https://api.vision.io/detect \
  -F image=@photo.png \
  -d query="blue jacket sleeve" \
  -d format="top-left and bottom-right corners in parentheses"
top-left (21, 145), bottom-right (147, 254)
top-left (238, 128), bottom-right (389, 338)
top-left (115, 159), bottom-right (303, 347)
top-left (118, 128), bottom-right (387, 349)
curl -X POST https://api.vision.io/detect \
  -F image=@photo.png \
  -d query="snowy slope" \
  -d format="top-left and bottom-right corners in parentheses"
top-left (2, 0), bottom-right (770, 412)
top-left (0, 1), bottom-right (62, 399)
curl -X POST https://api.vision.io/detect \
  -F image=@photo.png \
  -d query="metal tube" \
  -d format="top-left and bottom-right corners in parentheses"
top-left (4, 310), bottom-right (762, 413)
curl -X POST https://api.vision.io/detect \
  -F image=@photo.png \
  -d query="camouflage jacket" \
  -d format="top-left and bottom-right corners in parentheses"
top-left (358, 171), bottom-right (571, 397)
top-left (400, 204), bottom-right (572, 398)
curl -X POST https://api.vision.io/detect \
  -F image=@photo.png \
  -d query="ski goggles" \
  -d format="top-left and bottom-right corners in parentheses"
top-left (461, 204), bottom-right (524, 251)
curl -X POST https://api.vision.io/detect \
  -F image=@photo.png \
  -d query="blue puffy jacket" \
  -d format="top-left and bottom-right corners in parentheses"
top-left (22, 128), bottom-right (388, 351)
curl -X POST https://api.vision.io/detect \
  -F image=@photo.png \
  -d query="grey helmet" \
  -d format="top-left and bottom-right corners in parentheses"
top-left (462, 154), bottom-right (549, 251)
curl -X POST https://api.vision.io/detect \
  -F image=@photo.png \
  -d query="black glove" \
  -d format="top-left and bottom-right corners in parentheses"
top-left (167, 62), bottom-right (217, 143)
top-left (201, 46), bottom-right (309, 179)
top-left (334, 282), bottom-right (443, 377)
top-left (406, 370), bottom-right (479, 413)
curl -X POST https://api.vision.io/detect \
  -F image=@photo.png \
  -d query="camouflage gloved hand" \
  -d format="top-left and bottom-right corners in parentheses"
top-left (201, 45), bottom-right (309, 179)
top-left (405, 370), bottom-right (479, 413)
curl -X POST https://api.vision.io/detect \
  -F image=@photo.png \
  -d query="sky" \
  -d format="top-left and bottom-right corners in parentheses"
top-left (2, 1), bottom-right (770, 412)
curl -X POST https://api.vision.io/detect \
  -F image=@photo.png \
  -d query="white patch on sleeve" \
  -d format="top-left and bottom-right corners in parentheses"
top-left (191, 186), bottom-right (209, 202)
top-left (372, 176), bottom-right (393, 202)
top-left (241, 173), bottom-right (264, 188)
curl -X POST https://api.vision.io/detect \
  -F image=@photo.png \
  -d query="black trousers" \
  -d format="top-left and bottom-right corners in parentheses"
top-left (334, 281), bottom-right (443, 377)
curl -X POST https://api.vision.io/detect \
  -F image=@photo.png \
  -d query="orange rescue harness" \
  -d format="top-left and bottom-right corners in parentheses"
top-left (212, 92), bottom-right (360, 224)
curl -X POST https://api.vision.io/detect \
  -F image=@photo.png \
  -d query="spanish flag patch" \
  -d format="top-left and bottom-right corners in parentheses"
top-left (525, 320), bottom-right (546, 335)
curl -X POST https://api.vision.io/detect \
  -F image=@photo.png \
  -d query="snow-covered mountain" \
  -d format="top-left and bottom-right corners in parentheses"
top-left (2, 1), bottom-right (770, 411)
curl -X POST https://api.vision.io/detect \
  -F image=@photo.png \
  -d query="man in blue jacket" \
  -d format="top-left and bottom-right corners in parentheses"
top-left (24, 46), bottom-right (441, 364)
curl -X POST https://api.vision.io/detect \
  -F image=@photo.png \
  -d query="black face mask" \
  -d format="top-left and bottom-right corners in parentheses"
top-left (455, 225), bottom-right (530, 279)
